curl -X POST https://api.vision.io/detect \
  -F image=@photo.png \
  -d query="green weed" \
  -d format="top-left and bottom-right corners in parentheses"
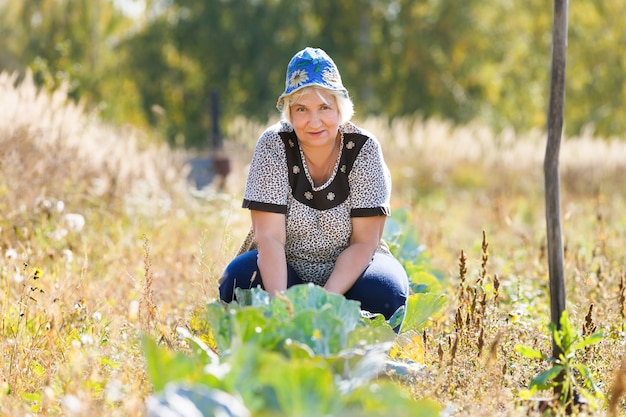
top-left (516, 310), bottom-right (604, 412)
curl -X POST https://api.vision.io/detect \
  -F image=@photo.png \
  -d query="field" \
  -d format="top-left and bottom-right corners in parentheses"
top-left (2, 71), bottom-right (626, 416)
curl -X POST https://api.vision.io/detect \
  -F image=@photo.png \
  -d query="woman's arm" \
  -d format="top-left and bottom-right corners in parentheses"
top-left (251, 210), bottom-right (288, 295)
top-left (324, 215), bottom-right (386, 295)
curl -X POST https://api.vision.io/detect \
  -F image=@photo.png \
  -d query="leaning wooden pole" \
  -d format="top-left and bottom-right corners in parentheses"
top-left (544, 0), bottom-right (568, 353)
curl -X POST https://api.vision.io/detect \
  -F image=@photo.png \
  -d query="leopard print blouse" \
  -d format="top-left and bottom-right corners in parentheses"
top-left (240, 120), bottom-right (392, 286)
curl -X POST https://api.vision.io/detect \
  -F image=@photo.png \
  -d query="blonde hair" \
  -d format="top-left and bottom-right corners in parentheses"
top-left (280, 86), bottom-right (354, 125)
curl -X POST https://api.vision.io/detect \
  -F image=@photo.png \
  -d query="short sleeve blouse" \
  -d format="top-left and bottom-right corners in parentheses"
top-left (242, 121), bottom-right (392, 285)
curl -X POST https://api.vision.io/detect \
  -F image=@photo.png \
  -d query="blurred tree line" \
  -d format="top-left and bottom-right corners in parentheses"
top-left (1, 0), bottom-right (625, 147)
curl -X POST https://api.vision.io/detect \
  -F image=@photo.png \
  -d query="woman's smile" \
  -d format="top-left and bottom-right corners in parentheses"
top-left (290, 90), bottom-right (340, 150)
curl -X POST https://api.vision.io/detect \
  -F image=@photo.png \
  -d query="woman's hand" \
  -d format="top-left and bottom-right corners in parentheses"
top-left (251, 210), bottom-right (288, 295)
top-left (324, 216), bottom-right (386, 294)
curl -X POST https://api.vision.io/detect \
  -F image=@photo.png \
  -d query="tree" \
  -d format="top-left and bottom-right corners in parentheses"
top-left (0, 0), bottom-right (146, 126)
top-left (2, 0), bottom-right (626, 145)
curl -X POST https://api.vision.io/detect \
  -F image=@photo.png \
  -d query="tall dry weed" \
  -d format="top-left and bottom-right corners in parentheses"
top-left (0, 70), bottom-right (187, 218)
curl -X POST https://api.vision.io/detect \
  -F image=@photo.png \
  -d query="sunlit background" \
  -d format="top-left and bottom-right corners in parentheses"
top-left (2, 0), bottom-right (625, 148)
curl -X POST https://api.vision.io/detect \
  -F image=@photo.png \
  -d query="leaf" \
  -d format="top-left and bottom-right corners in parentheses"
top-left (361, 310), bottom-right (393, 328)
top-left (20, 391), bottom-right (42, 403)
top-left (141, 336), bottom-right (220, 392)
top-left (286, 306), bottom-right (347, 355)
top-left (529, 365), bottom-right (564, 391)
top-left (222, 345), bottom-right (281, 413)
top-left (142, 336), bottom-right (181, 392)
top-left (30, 360), bottom-right (45, 376)
top-left (235, 286), bottom-right (271, 307)
top-left (383, 211), bottom-right (428, 263)
top-left (346, 324), bottom-right (397, 347)
top-left (205, 302), bottom-right (233, 355)
top-left (389, 333), bottom-right (426, 363)
top-left (281, 338), bottom-right (316, 359)
top-left (207, 285), bottom-right (394, 358)
top-left (554, 310), bottom-right (579, 354)
top-left (259, 353), bottom-right (342, 417)
top-left (399, 293), bottom-right (445, 333)
top-left (231, 307), bottom-right (278, 350)
top-left (343, 381), bottom-right (442, 417)
top-left (406, 268), bottom-right (443, 294)
top-left (176, 327), bottom-right (219, 364)
top-left (333, 341), bottom-right (395, 394)
top-left (387, 305), bottom-right (405, 329)
top-left (514, 345), bottom-right (545, 360)
top-left (572, 331), bottom-right (603, 351)
top-left (573, 363), bottom-right (601, 393)
top-left (146, 383), bottom-right (250, 417)
top-left (518, 387), bottom-right (539, 400)
top-left (548, 321), bottom-right (562, 349)
top-left (283, 284), bottom-right (362, 328)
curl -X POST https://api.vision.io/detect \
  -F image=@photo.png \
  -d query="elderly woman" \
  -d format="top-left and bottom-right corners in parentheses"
top-left (219, 47), bottom-right (409, 325)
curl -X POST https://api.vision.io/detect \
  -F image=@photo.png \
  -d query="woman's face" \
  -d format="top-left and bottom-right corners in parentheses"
top-left (289, 89), bottom-right (340, 149)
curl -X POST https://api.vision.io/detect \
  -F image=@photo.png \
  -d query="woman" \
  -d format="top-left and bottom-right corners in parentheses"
top-left (219, 47), bottom-right (409, 325)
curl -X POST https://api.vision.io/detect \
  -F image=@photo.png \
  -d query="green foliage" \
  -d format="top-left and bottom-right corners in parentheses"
top-left (385, 209), bottom-right (429, 264)
top-left (401, 293), bottom-right (446, 333)
top-left (384, 209), bottom-right (446, 334)
top-left (147, 384), bottom-right (250, 417)
top-left (143, 284), bottom-right (443, 416)
top-left (208, 284), bottom-right (396, 357)
top-left (385, 209), bottom-right (445, 293)
top-left (3, 0), bottom-right (626, 146)
top-left (142, 337), bottom-right (222, 393)
top-left (0, 0), bottom-right (144, 125)
top-left (515, 310), bottom-right (604, 410)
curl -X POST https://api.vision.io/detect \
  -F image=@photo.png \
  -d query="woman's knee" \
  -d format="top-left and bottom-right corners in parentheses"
top-left (218, 250), bottom-right (261, 302)
top-left (344, 253), bottom-right (409, 319)
top-left (219, 250), bottom-right (308, 302)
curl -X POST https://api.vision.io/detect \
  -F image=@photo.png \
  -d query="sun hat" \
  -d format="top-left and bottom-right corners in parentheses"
top-left (276, 47), bottom-right (348, 111)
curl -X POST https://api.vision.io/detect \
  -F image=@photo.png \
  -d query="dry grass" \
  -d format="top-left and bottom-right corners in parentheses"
top-left (0, 71), bottom-right (243, 415)
top-left (2, 70), bottom-right (626, 415)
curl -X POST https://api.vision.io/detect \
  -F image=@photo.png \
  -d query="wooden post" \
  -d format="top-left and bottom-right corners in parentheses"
top-left (544, 0), bottom-right (568, 374)
top-left (209, 89), bottom-right (231, 190)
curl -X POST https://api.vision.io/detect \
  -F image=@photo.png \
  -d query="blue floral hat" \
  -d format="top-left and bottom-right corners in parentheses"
top-left (276, 47), bottom-right (348, 111)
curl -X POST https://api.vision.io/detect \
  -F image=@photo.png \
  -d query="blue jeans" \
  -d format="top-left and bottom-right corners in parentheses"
top-left (219, 250), bottom-right (409, 322)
